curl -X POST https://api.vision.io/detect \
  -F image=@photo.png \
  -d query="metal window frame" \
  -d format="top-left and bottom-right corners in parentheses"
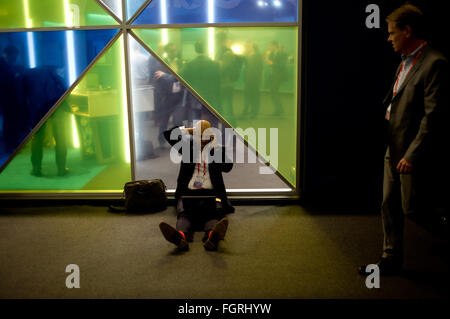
top-left (0, 0), bottom-right (303, 201)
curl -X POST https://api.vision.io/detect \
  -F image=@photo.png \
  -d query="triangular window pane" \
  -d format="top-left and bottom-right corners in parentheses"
top-left (128, 34), bottom-right (291, 190)
top-left (0, 0), bottom-right (119, 29)
top-left (133, 27), bottom-right (298, 187)
top-left (0, 29), bottom-right (117, 169)
top-left (0, 36), bottom-right (131, 191)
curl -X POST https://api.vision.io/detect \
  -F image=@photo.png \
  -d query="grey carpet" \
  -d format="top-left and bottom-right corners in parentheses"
top-left (0, 205), bottom-right (448, 299)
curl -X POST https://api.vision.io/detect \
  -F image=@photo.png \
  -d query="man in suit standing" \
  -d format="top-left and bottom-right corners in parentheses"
top-left (181, 41), bottom-right (221, 128)
top-left (360, 4), bottom-right (449, 275)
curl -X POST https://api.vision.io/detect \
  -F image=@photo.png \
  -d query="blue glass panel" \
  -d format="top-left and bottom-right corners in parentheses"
top-left (133, 0), bottom-right (298, 25)
top-left (126, 0), bottom-right (148, 21)
top-left (0, 29), bottom-right (117, 169)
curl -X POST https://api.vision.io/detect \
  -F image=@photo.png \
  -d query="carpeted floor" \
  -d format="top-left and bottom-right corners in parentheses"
top-left (0, 204), bottom-right (448, 299)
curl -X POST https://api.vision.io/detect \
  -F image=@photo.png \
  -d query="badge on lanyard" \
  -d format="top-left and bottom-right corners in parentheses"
top-left (193, 175), bottom-right (205, 189)
top-left (193, 154), bottom-right (207, 189)
top-left (172, 82), bottom-right (181, 93)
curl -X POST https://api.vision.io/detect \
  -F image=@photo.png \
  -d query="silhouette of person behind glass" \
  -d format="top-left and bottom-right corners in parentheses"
top-left (18, 66), bottom-right (68, 177)
top-left (243, 41), bottom-right (263, 118)
top-left (0, 45), bottom-right (26, 155)
top-left (217, 34), bottom-right (243, 123)
top-left (181, 41), bottom-right (220, 128)
top-left (265, 41), bottom-right (288, 116)
top-left (151, 43), bottom-right (184, 148)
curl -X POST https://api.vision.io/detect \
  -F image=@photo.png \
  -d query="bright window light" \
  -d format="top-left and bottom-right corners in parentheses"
top-left (71, 114), bottom-right (80, 149)
top-left (231, 44), bottom-right (244, 55)
top-left (207, 1), bottom-right (215, 59)
top-left (208, 0), bottom-right (215, 24)
top-left (161, 28), bottom-right (168, 45)
top-left (160, 0), bottom-right (168, 45)
top-left (273, 0), bottom-right (282, 7)
top-left (23, 0), bottom-right (32, 27)
top-left (26, 32), bottom-right (36, 68)
top-left (160, 0), bottom-right (167, 24)
top-left (23, 0), bottom-right (36, 68)
top-left (65, 31), bottom-right (77, 86)
top-left (64, 1), bottom-right (77, 86)
top-left (208, 27), bottom-right (215, 60)
top-left (121, 36), bottom-right (131, 163)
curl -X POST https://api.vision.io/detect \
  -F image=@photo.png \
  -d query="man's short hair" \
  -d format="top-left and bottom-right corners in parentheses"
top-left (195, 40), bottom-right (205, 54)
top-left (386, 4), bottom-right (425, 39)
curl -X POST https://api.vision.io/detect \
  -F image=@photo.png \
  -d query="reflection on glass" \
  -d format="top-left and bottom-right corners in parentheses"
top-left (133, 0), bottom-right (298, 25)
top-left (0, 0), bottom-right (118, 29)
top-left (126, 0), bottom-right (147, 21)
top-left (134, 27), bottom-right (298, 186)
top-left (0, 36), bottom-right (131, 191)
top-left (0, 29), bottom-right (117, 168)
top-left (128, 35), bottom-right (290, 189)
top-left (99, 0), bottom-right (123, 20)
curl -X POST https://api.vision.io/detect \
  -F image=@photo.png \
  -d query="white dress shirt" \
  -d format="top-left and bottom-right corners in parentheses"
top-left (179, 126), bottom-right (214, 190)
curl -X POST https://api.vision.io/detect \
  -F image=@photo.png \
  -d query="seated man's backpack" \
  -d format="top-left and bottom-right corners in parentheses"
top-left (110, 179), bottom-right (167, 213)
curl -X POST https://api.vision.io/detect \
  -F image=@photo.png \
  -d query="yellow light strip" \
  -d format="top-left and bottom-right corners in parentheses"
top-left (71, 114), bottom-right (80, 149)
top-left (162, 28), bottom-right (168, 46)
top-left (207, 0), bottom-right (215, 59)
top-left (121, 35), bottom-right (131, 163)
top-left (208, 28), bottom-right (214, 60)
top-left (23, 0), bottom-right (36, 68)
top-left (23, 0), bottom-right (32, 27)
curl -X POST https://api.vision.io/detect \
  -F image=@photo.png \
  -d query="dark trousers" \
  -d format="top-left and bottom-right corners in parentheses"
top-left (31, 115), bottom-right (67, 174)
top-left (269, 76), bottom-right (284, 115)
top-left (243, 84), bottom-right (260, 117)
top-left (220, 85), bottom-right (235, 120)
top-left (176, 191), bottom-right (225, 241)
top-left (381, 149), bottom-right (418, 259)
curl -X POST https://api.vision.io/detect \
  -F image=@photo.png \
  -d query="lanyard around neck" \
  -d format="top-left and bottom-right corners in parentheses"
top-left (197, 152), bottom-right (207, 176)
top-left (393, 43), bottom-right (427, 97)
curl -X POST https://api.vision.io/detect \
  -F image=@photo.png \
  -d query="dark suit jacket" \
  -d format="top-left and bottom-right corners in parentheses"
top-left (180, 55), bottom-right (221, 107)
top-left (163, 126), bottom-right (235, 214)
top-left (383, 45), bottom-right (449, 167)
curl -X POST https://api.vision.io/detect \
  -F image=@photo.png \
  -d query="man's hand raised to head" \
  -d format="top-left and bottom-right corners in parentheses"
top-left (154, 70), bottom-right (165, 80)
top-left (396, 158), bottom-right (413, 174)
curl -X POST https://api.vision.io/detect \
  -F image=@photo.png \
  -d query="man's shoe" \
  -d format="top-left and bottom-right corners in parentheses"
top-left (30, 169), bottom-right (42, 177)
top-left (159, 222), bottom-right (189, 251)
top-left (204, 218), bottom-right (228, 251)
top-left (57, 168), bottom-right (69, 176)
top-left (359, 257), bottom-right (402, 276)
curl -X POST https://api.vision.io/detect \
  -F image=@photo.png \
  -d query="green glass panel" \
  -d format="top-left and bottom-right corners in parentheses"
top-left (0, 0), bottom-right (118, 29)
top-left (0, 36), bottom-right (131, 191)
top-left (128, 34), bottom-right (291, 190)
top-left (134, 27), bottom-right (298, 187)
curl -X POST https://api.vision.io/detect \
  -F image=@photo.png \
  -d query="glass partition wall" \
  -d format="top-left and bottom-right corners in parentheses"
top-left (0, 0), bottom-right (300, 198)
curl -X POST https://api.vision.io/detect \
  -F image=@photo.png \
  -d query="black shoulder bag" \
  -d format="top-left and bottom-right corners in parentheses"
top-left (109, 179), bottom-right (167, 213)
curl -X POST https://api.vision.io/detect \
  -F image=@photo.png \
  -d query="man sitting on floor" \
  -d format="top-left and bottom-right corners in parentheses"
top-left (159, 120), bottom-right (234, 251)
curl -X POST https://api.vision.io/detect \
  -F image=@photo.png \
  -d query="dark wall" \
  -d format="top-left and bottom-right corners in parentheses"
top-left (300, 0), bottom-right (449, 209)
